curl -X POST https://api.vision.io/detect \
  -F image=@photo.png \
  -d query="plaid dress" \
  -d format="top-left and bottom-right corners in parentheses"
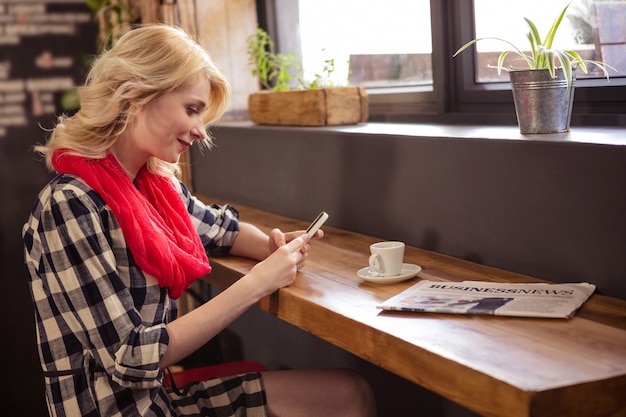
top-left (23, 174), bottom-right (268, 417)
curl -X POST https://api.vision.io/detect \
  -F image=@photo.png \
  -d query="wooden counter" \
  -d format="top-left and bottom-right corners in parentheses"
top-left (199, 195), bottom-right (626, 417)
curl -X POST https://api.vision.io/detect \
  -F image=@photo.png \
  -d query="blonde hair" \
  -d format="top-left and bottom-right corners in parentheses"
top-left (37, 24), bottom-right (230, 176)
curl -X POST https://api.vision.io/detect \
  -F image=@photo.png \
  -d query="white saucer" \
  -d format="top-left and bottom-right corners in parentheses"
top-left (357, 263), bottom-right (422, 284)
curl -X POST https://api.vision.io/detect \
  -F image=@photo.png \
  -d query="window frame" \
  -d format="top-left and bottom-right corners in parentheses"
top-left (256, 0), bottom-right (626, 126)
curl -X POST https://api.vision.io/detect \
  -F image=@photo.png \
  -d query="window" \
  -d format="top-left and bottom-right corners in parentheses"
top-left (472, 0), bottom-right (626, 82)
top-left (298, 0), bottom-right (432, 89)
top-left (258, 0), bottom-right (626, 125)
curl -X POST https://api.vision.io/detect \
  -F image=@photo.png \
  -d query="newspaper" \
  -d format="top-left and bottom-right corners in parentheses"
top-left (377, 280), bottom-right (596, 319)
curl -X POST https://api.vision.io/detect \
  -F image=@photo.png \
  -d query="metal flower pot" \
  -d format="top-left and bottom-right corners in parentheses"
top-left (509, 68), bottom-right (575, 134)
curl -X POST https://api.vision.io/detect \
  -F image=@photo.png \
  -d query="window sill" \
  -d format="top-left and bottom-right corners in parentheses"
top-left (215, 120), bottom-right (626, 147)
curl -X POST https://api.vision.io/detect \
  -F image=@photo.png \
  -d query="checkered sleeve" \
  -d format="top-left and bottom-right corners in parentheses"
top-left (32, 182), bottom-right (169, 389)
top-left (179, 182), bottom-right (240, 256)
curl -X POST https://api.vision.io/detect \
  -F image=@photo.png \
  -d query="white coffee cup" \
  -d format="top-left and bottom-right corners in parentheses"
top-left (368, 241), bottom-right (405, 276)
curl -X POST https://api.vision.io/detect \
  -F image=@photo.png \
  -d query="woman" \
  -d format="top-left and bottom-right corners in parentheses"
top-left (23, 24), bottom-right (376, 417)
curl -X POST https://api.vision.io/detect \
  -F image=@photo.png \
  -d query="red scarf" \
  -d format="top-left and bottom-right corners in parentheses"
top-left (52, 150), bottom-right (211, 299)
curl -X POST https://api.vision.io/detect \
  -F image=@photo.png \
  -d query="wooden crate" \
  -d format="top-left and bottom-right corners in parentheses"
top-left (248, 87), bottom-right (369, 126)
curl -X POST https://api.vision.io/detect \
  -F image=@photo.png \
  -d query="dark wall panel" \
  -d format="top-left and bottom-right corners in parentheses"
top-left (192, 124), bottom-right (626, 300)
top-left (0, 2), bottom-right (97, 414)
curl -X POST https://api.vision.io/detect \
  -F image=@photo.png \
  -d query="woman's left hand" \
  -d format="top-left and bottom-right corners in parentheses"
top-left (229, 222), bottom-right (324, 263)
top-left (269, 228), bottom-right (324, 258)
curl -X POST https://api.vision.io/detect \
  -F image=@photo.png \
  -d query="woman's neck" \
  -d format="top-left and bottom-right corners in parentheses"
top-left (110, 149), bottom-right (138, 182)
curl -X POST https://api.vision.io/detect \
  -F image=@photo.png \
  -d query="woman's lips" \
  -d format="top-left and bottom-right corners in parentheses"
top-left (178, 139), bottom-right (191, 151)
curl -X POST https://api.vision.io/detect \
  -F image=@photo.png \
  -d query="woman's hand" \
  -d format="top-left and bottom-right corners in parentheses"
top-left (268, 228), bottom-right (324, 259)
top-left (230, 222), bottom-right (324, 262)
top-left (243, 228), bottom-right (324, 298)
top-left (245, 234), bottom-right (310, 297)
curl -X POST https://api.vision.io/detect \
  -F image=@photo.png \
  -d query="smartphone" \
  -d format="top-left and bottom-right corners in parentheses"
top-left (305, 211), bottom-right (329, 237)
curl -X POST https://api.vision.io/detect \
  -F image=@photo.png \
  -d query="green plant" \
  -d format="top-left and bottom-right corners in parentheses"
top-left (86, 0), bottom-right (137, 52)
top-left (452, 1), bottom-right (613, 93)
top-left (246, 28), bottom-right (340, 91)
top-left (309, 55), bottom-right (336, 89)
top-left (62, 0), bottom-right (137, 111)
top-left (246, 28), bottom-right (303, 91)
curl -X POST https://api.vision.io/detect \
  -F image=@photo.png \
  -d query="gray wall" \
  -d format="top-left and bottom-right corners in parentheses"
top-left (193, 122), bottom-right (626, 300)
top-left (191, 122), bottom-right (626, 417)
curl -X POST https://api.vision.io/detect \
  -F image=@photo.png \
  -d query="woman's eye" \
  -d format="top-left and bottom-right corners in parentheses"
top-left (187, 107), bottom-right (198, 115)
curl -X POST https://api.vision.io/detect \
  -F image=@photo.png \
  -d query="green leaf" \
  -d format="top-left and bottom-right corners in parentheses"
top-left (543, 2), bottom-right (571, 48)
top-left (85, 0), bottom-right (107, 11)
top-left (496, 51), bottom-right (509, 74)
top-left (523, 17), bottom-right (542, 47)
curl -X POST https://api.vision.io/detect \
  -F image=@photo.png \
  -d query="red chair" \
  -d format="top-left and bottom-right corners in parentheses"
top-left (164, 360), bottom-right (265, 389)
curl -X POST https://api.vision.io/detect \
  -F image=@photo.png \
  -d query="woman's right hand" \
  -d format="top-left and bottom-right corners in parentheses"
top-left (245, 234), bottom-right (310, 298)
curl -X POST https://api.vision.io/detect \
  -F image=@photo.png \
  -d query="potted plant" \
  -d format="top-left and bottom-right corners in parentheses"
top-left (246, 27), bottom-right (368, 126)
top-left (453, 1), bottom-right (613, 134)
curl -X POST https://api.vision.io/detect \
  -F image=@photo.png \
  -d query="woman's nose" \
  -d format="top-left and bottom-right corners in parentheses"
top-left (190, 124), bottom-right (206, 141)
